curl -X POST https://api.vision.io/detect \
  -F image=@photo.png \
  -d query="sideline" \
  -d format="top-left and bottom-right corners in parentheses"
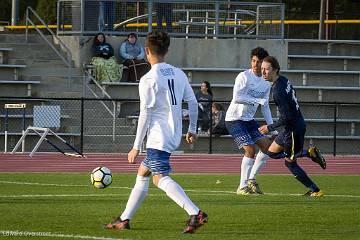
top-left (0, 230), bottom-right (129, 240)
top-left (0, 180), bottom-right (360, 198)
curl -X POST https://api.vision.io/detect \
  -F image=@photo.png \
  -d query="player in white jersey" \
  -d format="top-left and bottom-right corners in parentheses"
top-left (104, 31), bottom-right (208, 234)
top-left (225, 47), bottom-right (275, 195)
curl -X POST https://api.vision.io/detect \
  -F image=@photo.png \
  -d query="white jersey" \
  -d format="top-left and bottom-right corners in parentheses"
top-left (133, 62), bottom-right (198, 153)
top-left (225, 69), bottom-right (273, 124)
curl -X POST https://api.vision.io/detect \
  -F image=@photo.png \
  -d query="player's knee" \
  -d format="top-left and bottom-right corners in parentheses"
top-left (243, 147), bottom-right (256, 158)
top-left (152, 174), bottom-right (167, 187)
top-left (134, 175), bottom-right (150, 192)
top-left (156, 175), bottom-right (173, 190)
top-left (266, 151), bottom-right (281, 159)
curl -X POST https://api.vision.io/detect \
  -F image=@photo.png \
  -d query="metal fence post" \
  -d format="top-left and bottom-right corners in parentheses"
top-left (333, 103), bottom-right (337, 156)
top-left (214, 1), bottom-right (220, 39)
top-left (80, 0), bottom-right (85, 34)
top-left (148, 0), bottom-right (153, 32)
top-left (80, 98), bottom-right (84, 154)
top-left (209, 102), bottom-right (213, 154)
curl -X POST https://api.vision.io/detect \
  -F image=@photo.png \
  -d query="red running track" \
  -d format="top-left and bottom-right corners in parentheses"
top-left (0, 153), bottom-right (359, 174)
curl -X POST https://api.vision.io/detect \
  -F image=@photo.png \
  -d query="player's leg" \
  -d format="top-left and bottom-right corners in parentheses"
top-left (145, 149), bottom-right (207, 233)
top-left (246, 123), bottom-right (273, 194)
top-left (282, 130), bottom-right (324, 197)
top-left (239, 144), bottom-right (256, 194)
top-left (285, 146), bottom-right (327, 169)
top-left (226, 120), bottom-right (256, 195)
top-left (248, 150), bottom-right (269, 194)
top-left (154, 174), bottom-right (208, 234)
top-left (104, 164), bottom-right (151, 230)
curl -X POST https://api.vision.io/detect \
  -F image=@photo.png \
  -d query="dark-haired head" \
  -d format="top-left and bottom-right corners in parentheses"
top-left (251, 47), bottom-right (269, 61)
top-left (212, 102), bottom-right (224, 111)
top-left (145, 31), bottom-right (170, 57)
top-left (128, 32), bottom-right (137, 39)
top-left (201, 81), bottom-right (213, 96)
top-left (263, 56), bottom-right (280, 74)
top-left (94, 32), bottom-right (106, 45)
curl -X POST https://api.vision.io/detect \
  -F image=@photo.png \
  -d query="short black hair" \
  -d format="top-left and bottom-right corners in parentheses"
top-left (251, 47), bottom-right (269, 60)
top-left (128, 32), bottom-right (137, 39)
top-left (145, 31), bottom-right (170, 56)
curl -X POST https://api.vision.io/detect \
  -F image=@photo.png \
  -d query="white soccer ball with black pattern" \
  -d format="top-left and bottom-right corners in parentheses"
top-left (91, 166), bottom-right (112, 189)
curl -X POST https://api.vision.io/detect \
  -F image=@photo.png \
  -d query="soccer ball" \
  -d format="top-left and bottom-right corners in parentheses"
top-left (91, 166), bottom-right (112, 189)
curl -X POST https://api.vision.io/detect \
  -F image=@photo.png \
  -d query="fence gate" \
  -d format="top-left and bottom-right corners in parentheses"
top-left (256, 4), bottom-right (285, 39)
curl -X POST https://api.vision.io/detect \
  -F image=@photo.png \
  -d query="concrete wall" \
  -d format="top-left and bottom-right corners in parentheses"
top-left (58, 36), bottom-right (288, 69)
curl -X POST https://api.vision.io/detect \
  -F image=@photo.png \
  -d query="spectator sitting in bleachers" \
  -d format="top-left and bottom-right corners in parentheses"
top-left (91, 32), bottom-right (123, 83)
top-left (119, 33), bottom-right (151, 82)
top-left (211, 102), bottom-right (229, 136)
top-left (196, 81), bottom-right (213, 133)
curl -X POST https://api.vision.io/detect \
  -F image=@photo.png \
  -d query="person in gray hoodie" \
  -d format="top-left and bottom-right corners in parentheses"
top-left (119, 33), bottom-right (150, 82)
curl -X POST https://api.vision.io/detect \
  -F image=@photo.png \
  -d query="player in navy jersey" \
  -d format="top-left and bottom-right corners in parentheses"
top-left (104, 31), bottom-right (207, 233)
top-left (259, 56), bottom-right (327, 197)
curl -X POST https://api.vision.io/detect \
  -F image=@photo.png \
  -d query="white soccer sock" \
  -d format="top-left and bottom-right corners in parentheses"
top-left (249, 151), bottom-right (269, 180)
top-left (240, 156), bottom-right (255, 188)
top-left (120, 175), bottom-right (149, 220)
top-left (158, 176), bottom-right (199, 216)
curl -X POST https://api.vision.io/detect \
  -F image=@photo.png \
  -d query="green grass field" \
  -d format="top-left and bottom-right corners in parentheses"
top-left (0, 173), bottom-right (359, 240)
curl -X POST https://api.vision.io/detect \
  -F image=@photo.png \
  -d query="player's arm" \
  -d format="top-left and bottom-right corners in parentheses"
top-left (233, 73), bottom-right (267, 105)
top-left (183, 80), bottom-right (198, 143)
top-left (129, 78), bottom-right (156, 163)
top-left (266, 86), bottom-right (290, 132)
top-left (260, 87), bottom-right (273, 125)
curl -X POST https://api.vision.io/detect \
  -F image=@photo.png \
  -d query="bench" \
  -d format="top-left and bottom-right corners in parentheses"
top-left (0, 80), bottom-right (40, 96)
top-left (182, 67), bottom-right (360, 86)
top-left (182, 67), bottom-right (360, 74)
top-left (0, 64), bottom-right (26, 80)
top-left (0, 48), bottom-right (13, 64)
top-left (288, 54), bottom-right (360, 71)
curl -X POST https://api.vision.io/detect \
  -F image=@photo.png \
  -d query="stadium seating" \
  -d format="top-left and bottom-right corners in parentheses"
top-left (1, 33), bottom-right (360, 153)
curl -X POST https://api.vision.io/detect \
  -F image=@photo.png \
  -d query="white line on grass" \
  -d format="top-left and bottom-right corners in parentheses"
top-left (1, 180), bottom-right (359, 198)
top-left (0, 180), bottom-right (132, 190)
top-left (0, 230), bottom-right (129, 240)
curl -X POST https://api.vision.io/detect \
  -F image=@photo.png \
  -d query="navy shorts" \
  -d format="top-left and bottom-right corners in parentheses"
top-left (274, 128), bottom-right (306, 160)
top-left (141, 148), bottom-right (172, 175)
top-left (225, 120), bottom-right (267, 149)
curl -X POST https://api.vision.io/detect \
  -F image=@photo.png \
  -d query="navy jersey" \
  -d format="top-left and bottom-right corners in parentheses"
top-left (268, 76), bottom-right (306, 131)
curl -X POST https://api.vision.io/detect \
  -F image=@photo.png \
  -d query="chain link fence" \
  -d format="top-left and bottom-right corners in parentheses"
top-left (1, 97), bottom-right (360, 155)
top-left (57, 0), bottom-right (284, 39)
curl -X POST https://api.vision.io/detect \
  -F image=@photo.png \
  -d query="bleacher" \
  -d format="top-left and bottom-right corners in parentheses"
top-left (84, 39), bottom-right (360, 154)
top-left (1, 29), bottom-right (360, 154)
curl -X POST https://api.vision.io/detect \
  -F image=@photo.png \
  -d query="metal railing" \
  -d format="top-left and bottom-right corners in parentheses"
top-left (1, 96), bottom-right (360, 155)
top-left (57, 0), bottom-right (285, 39)
top-left (83, 68), bottom-right (117, 141)
top-left (25, 6), bottom-right (73, 85)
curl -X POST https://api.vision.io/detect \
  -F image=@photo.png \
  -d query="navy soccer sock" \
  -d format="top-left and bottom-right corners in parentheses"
top-left (294, 149), bottom-right (309, 158)
top-left (284, 161), bottom-right (319, 192)
top-left (266, 151), bottom-right (286, 159)
top-left (267, 150), bottom-right (309, 159)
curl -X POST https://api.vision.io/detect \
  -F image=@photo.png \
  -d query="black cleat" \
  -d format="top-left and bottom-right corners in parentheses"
top-left (183, 210), bottom-right (208, 234)
top-left (308, 147), bottom-right (327, 169)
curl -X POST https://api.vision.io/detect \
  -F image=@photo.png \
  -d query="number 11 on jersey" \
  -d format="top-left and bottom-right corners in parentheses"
top-left (168, 79), bottom-right (177, 105)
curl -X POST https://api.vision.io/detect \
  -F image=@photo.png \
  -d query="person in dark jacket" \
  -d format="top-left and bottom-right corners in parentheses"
top-left (92, 32), bottom-right (114, 59)
top-left (195, 81), bottom-right (213, 133)
top-left (211, 103), bottom-right (228, 135)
